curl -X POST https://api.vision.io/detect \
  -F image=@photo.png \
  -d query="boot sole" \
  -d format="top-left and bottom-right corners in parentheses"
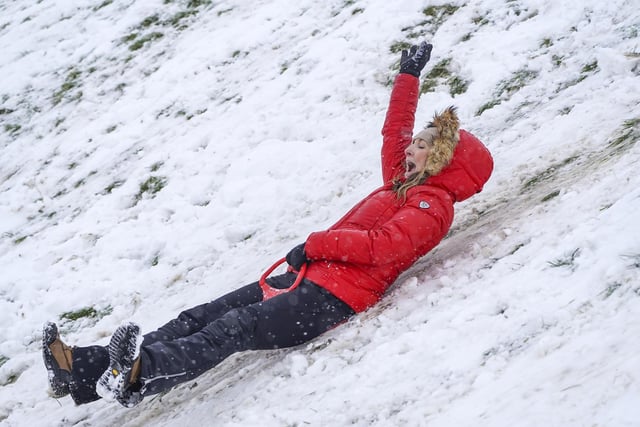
top-left (96, 322), bottom-right (142, 404)
top-left (42, 322), bottom-right (72, 398)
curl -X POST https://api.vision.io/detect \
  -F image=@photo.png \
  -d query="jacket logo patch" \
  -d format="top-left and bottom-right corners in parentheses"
top-left (419, 201), bottom-right (430, 209)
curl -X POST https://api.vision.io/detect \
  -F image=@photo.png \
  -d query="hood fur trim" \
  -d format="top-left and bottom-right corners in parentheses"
top-left (422, 106), bottom-right (460, 176)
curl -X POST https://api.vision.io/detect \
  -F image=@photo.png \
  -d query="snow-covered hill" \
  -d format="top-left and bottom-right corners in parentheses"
top-left (1, 0), bottom-right (639, 425)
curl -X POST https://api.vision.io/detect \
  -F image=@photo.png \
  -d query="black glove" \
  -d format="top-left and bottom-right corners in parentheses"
top-left (399, 41), bottom-right (433, 77)
top-left (286, 243), bottom-right (309, 271)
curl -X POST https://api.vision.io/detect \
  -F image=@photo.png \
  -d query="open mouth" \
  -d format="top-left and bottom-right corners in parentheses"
top-left (405, 160), bottom-right (416, 175)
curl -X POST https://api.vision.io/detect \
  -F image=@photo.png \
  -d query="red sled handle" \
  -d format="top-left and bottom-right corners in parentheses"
top-left (259, 257), bottom-right (307, 301)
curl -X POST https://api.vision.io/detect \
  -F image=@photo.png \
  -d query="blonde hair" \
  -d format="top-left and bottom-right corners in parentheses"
top-left (392, 170), bottom-right (428, 202)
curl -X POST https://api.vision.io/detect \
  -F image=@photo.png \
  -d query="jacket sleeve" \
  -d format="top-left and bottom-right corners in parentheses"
top-left (380, 73), bottom-right (420, 184)
top-left (305, 193), bottom-right (453, 266)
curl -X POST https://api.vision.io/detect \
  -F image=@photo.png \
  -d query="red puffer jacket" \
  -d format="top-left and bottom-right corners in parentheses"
top-left (304, 73), bottom-right (494, 312)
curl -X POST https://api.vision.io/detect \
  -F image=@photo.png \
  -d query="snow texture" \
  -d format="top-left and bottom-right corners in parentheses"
top-left (0, 0), bottom-right (639, 426)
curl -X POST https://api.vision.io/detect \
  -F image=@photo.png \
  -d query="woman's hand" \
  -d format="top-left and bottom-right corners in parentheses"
top-left (399, 41), bottom-right (433, 77)
top-left (286, 243), bottom-right (309, 270)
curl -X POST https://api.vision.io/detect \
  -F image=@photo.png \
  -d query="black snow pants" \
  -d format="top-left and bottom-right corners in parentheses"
top-left (69, 274), bottom-right (355, 404)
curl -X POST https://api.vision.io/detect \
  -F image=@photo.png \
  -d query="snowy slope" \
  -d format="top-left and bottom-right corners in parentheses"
top-left (1, 0), bottom-right (639, 425)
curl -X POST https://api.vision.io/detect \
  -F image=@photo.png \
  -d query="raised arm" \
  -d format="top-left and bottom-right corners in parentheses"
top-left (380, 42), bottom-right (433, 184)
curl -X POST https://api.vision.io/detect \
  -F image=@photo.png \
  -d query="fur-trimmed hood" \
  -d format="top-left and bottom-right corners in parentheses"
top-left (413, 106), bottom-right (460, 176)
top-left (412, 106), bottom-right (492, 202)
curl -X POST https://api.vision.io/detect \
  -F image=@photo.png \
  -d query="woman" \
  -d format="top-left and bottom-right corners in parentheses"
top-left (42, 41), bottom-right (494, 407)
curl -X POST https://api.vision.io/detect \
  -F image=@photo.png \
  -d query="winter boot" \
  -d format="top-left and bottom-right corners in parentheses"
top-left (42, 322), bottom-right (73, 398)
top-left (96, 322), bottom-right (144, 407)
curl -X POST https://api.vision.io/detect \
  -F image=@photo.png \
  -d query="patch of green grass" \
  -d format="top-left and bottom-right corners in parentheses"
top-left (420, 58), bottom-right (452, 93)
top-left (187, 0), bottom-right (211, 7)
top-left (556, 60), bottom-right (599, 92)
top-left (548, 248), bottom-right (581, 270)
top-left (506, 2), bottom-right (538, 20)
top-left (476, 68), bottom-right (539, 116)
top-left (540, 38), bottom-right (553, 48)
top-left (391, 3), bottom-right (460, 53)
top-left (498, 68), bottom-right (539, 96)
top-left (389, 41), bottom-right (411, 54)
top-left (140, 14), bottom-right (160, 28)
top-left (507, 242), bottom-right (525, 256)
top-left (217, 7), bottom-right (234, 16)
top-left (0, 355), bottom-right (8, 368)
top-left (607, 117), bottom-right (640, 155)
top-left (104, 179), bottom-right (125, 194)
top-left (476, 99), bottom-right (502, 116)
top-left (471, 15), bottom-right (490, 26)
top-left (559, 106), bottom-right (573, 115)
top-left (140, 176), bottom-right (167, 194)
top-left (167, 10), bottom-right (198, 28)
top-left (61, 307), bottom-right (97, 321)
top-left (135, 176), bottom-right (168, 202)
top-left (426, 58), bottom-right (452, 79)
top-left (280, 61), bottom-right (291, 74)
top-left (422, 4), bottom-right (460, 30)
top-left (0, 107), bottom-right (14, 115)
top-left (189, 108), bottom-right (208, 119)
top-left (622, 253), bottom-right (640, 268)
top-left (3, 373), bottom-right (19, 386)
top-left (60, 305), bottom-right (113, 322)
top-left (128, 32), bottom-right (164, 51)
top-left (122, 0), bottom-right (211, 35)
top-left (122, 32), bottom-right (138, 43)
top-left (14, 236), bottom-right (27, 245)
top-left (150, 161), bottom-right (163, 172)
top-left (600, 282), bottom-right (622, 299)
top-left (552, 54), bottom-right (564, 67)
top-left (53, 189), bottom-right (68, 198)
top-left (419, 58), bottom-right (469, 97)
top-left (541, 189), bottom-right (560, 202)
top-left (74, 177), bottom-right (88, 188)
top-left (521, 155), bottom-right (579, 192)
top-left (93, 0), bottom-right (113, 11)
top-left (52, 68), bottom-right (82, 105)
top-left (581, 60), bottom-right (598, 73)
top-left (4, 123), bottom-right (21, 136)
top-left (448, 75), bottom-right (469, 97)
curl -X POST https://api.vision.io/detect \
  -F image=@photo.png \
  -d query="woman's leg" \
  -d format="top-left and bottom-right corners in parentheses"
top-left (141, 282), bottom-right (263, 346)
top-left (138, 279), bottom-right (355, 396)
top-left (51, 280), bottom-right (268, 405)
top-left (69, 345), bottom-right (110, 404)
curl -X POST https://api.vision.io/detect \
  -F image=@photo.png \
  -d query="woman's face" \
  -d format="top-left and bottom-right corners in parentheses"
top-left (404, 138), bottom-right (433, 178)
